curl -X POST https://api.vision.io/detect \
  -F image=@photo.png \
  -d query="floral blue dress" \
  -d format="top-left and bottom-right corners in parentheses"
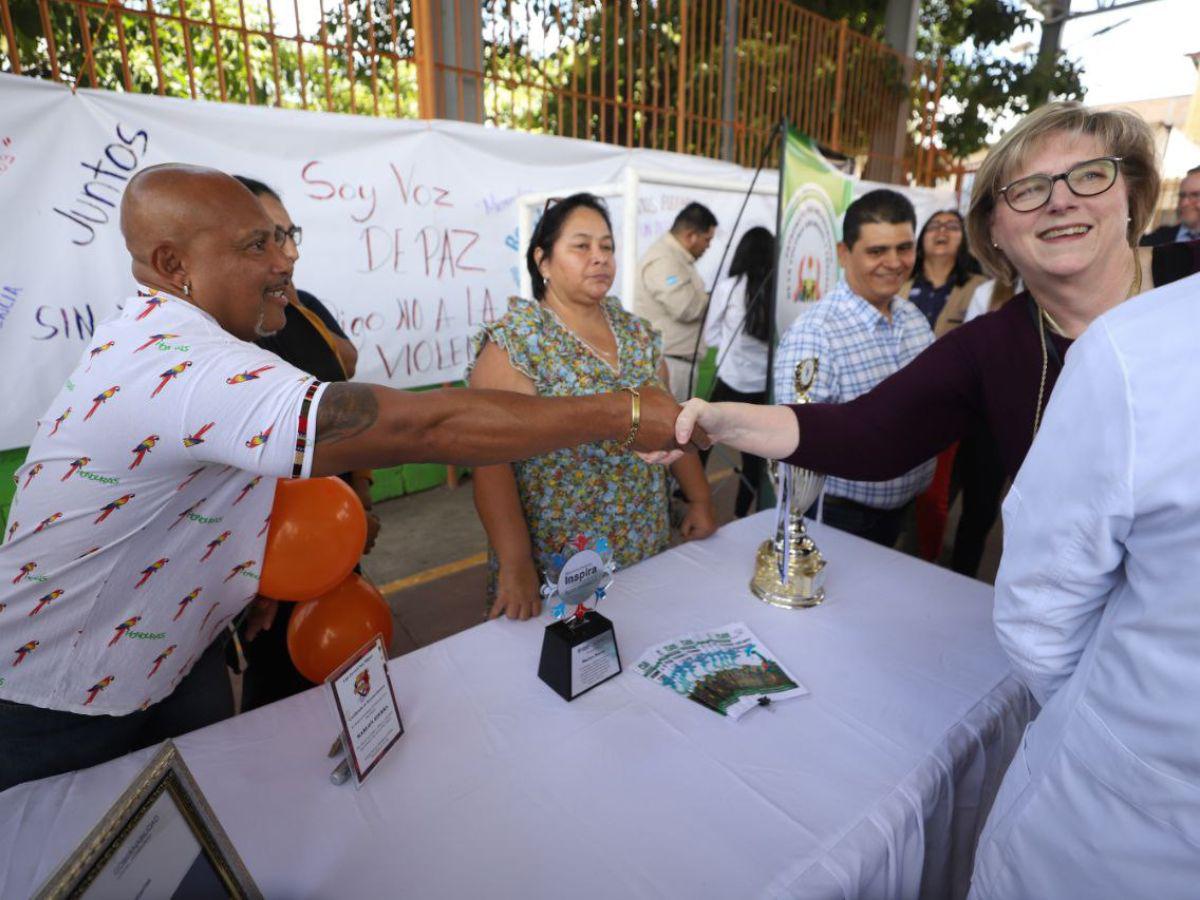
top-left (469, 296), bottom-right (669, 603)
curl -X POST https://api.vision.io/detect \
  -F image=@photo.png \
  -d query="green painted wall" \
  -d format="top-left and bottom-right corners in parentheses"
top-left (695, 347), bottom-right (717, 402)
top-left (0, 447), bottom-right (25, 532)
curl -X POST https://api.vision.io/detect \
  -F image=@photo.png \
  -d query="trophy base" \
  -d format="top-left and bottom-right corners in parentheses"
top-left (750, 539), bottom-right (826, 609)
top-left (537, 611), bottom-right (622, 701)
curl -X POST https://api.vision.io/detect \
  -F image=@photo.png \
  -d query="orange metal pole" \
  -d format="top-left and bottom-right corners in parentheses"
top-left (387, 0), bottom-right (400, 116)
top-left (747, 0), bottom-right (767, 161)
top-left (317, 0), bottom-right (333, 111)
top-left (265, 0), bottom-right (283, 105)
top-left (341, 0), bottom-right (355, 113)
top-left (599, 1), bottom-right (608, 143)
top-left (765, 0), bottom-right (785, 143)
top-left (292, 0), bottom-right (307, 108)
top-left (412, 0), bottom-right (438, 118)
top-left (208, 0), bottom-right (228, 101)
top-left (736, 0), bottom-right (749, 163)
top-left (681, 0), bottom-right (691, 153)
top-left (179, 0), bottom-right (198, 99)
top-left (236, 0), bottom-right (257, 104)
top-left (114, 8), bottom-right (133, 91)
top-left (831, 18), bottom-right (847, 155)
top-left (638, 0), bottom-right (648, 147)
top-left (0, 0), bottom-right (21, 75)
top-left (473, 1), bottom-right (483, 123)
top-left (364, 0), bottom-right (380, 115)
top-left (76, 4), bottom-right (100, 88)
top-left (625, 0), bottom-right (634, 147)
top-left (36, 0), bottom-right (60, 81)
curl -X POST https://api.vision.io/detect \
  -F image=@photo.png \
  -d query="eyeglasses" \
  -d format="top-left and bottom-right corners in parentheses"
top-left (998, 156), bottom-right (1123, 213)
top-left (1179, 191), bottom-right (1200, 204)
top-left (276, 224), bottom-right (303, 247)
top-left (542, 197), bottom-right (563, 216)
top-left (926, 219), bottom-right (962, 233)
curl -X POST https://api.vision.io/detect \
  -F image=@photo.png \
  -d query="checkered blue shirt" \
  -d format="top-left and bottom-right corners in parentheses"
top-left (774, 279), bottom-right (937, 510)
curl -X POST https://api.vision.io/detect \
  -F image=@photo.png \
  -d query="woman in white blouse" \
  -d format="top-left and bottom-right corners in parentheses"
top-left (702, 227), bottom-right (774, 517)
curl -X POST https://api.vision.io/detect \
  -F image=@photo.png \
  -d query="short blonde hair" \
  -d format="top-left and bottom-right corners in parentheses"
top-left (966, 101), bottom-right (1160, 281)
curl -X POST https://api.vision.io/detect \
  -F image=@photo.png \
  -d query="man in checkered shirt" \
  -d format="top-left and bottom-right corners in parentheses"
top-left (774, 189), bottom-right (935, 547)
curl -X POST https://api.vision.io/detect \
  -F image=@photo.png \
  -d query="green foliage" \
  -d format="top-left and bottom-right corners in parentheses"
top-left (784, 0), bottom-right (886, 38)
top-left (525, 1), bottom-right (906, 164)
top-left (794, 0), bottom-right (1086, 160)
top-left (2, 0), bottom-right (419, 116)
top-left (2, 0), bottom-right (1086, 161)
top-left (918, 0), bottom-right (1084, 159)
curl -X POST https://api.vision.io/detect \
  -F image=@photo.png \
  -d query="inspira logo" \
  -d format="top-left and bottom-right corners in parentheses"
top-left (53, 124), bottom-right (151, 247)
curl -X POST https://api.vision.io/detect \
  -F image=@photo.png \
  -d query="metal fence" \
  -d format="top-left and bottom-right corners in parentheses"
top-left (0, 0), bottom-right (948, 182)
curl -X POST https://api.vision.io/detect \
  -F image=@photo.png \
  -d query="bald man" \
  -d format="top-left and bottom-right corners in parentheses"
top-left (0, 165), bottom-right (691, 790)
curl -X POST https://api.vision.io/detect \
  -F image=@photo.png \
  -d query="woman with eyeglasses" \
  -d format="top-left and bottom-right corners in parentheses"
top-left (666, 100), bottom-right (1200, 504)
top-left (469, 193), bottom-right (717, 621)
top-left (903, 209), bottom-right (987, 336)
top-left (902, 209), bottom-right (988, 563)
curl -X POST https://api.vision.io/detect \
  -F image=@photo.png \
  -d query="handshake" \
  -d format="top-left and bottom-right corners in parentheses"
top-left (626, 387), bottom-right (800, 465)
top-left (629, 384), bottom-right (712, 461)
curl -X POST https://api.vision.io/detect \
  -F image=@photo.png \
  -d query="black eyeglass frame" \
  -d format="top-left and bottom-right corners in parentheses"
top-left (997, 156), bottom-right (1124, 213)
top-left (276, 224), bottom-right (303, 247)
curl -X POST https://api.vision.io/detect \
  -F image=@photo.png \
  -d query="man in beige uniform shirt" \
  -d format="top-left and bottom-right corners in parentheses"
top-left (634, 203), bottom-right (718, 400)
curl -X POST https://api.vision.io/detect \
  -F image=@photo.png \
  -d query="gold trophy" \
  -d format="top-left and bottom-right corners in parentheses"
top-left (750, 357), bottom-right (827, 608)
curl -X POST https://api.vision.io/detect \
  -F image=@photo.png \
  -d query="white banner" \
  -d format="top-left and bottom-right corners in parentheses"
top-left (0, 74), bottom-right (952, 450)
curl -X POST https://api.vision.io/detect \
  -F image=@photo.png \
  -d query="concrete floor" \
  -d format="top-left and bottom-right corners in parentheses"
top-left (362, 449), bottom-right (1004, 660)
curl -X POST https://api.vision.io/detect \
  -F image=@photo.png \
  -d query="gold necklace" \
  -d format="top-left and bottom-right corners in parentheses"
top-left (1032, 251), bottom-right (1143, 438)
top-left (542, 299), bottom-right (621, 374)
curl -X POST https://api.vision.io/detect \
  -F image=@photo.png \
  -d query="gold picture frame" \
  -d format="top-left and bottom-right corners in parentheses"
top-left (33, 740), bottom-right (261, 899)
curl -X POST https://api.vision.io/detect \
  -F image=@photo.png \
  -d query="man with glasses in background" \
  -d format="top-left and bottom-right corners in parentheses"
top-left (1141, 164), bottom-right (1200, 246)
top-left (233, 176), bottom-right (378, 712)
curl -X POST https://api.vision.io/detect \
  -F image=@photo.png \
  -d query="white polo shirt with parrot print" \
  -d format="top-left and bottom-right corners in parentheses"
top-left (0, 289), bottom-right (327, 715)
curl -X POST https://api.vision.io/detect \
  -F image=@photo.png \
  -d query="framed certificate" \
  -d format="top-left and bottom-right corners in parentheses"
top-left (34, 741), bottom-right (260, 899)
top-left (327, 634), bottom-right (404, 785)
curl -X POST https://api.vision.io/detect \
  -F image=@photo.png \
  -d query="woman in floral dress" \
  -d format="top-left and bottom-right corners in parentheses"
top-left (469, 193), bottom-right (718, 620)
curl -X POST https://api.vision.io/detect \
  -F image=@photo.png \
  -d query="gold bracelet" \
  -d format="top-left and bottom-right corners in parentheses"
top-left (618, 386), bottom-right (640, 451)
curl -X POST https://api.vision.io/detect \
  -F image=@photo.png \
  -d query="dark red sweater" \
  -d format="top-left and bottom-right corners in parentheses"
top-left (784, 241), bottom-right (1200, 481)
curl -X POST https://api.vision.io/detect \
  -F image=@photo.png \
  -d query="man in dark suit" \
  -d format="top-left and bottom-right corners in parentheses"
top-left (1141, 165), bottom-right (1200, 246)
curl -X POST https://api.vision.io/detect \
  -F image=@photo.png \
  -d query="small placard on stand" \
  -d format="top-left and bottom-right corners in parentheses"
top-left (326, 634), bottom-right (404, 786)
top-left (538, 609), bottom-right (622, 701)
top-left (34, 741), bottom-right (261, 899)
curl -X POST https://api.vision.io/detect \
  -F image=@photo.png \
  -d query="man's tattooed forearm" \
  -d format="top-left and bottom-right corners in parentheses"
top-left (316, 383), bottom-right (379, 445)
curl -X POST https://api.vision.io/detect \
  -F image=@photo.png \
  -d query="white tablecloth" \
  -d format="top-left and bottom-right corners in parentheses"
top-left (0, 513), bottom-right (1032, 899)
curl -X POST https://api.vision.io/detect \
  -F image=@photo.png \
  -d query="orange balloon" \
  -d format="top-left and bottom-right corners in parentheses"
top-left (259, 477), bottom-right (366, 601)
top-left (287, 574), bottom-right (395, 683)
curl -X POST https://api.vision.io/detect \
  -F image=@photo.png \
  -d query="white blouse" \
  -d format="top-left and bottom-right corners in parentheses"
top-left (702, 276), bottom-right (769, 394)
top-left (971, 272), bottom-right (1200, 899)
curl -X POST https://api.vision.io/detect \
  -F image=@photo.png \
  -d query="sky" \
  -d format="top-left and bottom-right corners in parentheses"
top-left (1043, 0), bottom-right (1200, 104)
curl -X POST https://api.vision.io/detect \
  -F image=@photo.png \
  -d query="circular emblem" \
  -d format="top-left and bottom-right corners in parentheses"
top-left (557, 549), bottom-right (607, 605)
top-left (541, 535), bottom-right (616, 621)
top-left (794, 358), bottom-right (818, 400)
top-left (778, 187), bottom-right (838, 331)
